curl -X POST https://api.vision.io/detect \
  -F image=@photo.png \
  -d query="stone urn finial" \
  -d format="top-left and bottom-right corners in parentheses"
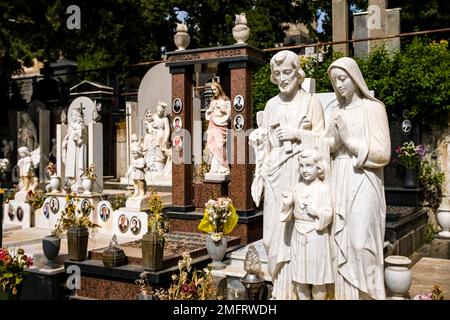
top-left (232, 13), bottom-right (250, 44)
top-left (174, 23), bottom-right (190, 51)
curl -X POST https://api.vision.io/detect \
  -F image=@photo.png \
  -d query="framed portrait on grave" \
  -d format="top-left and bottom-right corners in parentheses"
top-left (172, 98), bottom-right (183, 114)
top-left (118, 214), bottom-right (129, 233)
top-left (233, 95), bottom-right (244, 112)
top-left (49, 197), bottom-right (59, 214)
top-left (98, 201), bottom-right (112, 222)
top-left (43, 202), bottom-right (50, 219)
top-left (16, 206), bottom-right (24, 222)
top-left (173, 135), bottom-right (183, 151)
top-left (233, 115), bottom-right (245, 131)
top-left (173, 116), bottom-right (182, 132)
top-left (130, 216), bottom-right (141, 235)
top-left (81, 199), bottom-right (92, 216)
top-left (8, 204), bottom-right (14, 221)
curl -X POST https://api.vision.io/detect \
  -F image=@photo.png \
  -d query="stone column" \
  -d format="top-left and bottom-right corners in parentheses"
top-left (38, 109), bottom-right (50, 183)
top-left (170, 66), bottom-right (195, 212)
top-left (229, 64), bottom-right (255, 216)
top-left (368, 0), bottom-right (388, 50)
top-left (88, 122), bottom-right (103, 193)
top-left (332, 0), bottom-right (349, 55)
top-left (56, 124), bottom-right (68, 181)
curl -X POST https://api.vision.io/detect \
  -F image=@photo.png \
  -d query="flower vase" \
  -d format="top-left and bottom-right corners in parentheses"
top-left (141, 232), bottom-right (164, 271)
top-left (206, 234), bottom-right (227, 270)
top-left (67, 226), bottom-right (89, 261)
top-left (82, 178), bottom-right (93, 195)
top-left (42, 235), bottom-right (61, 268)
top-left (384, 255), bottom-right (412, 300)
top-left (403, 167), bottom-right (417, 189)
top-left (0, 287), bottom-right (22, 300)
top-left (437, 208), bottom-right (450, 238)
top-left (50, 176), bottom-right (60, 193)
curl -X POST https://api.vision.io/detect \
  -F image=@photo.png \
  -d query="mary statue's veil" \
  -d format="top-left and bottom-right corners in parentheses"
top-left (327, 57), bottom-right (385, 108)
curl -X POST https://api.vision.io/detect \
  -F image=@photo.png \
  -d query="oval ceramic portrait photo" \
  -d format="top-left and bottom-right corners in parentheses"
top-left (173, 135), bottom-right (183, 151)
top-left (118, 214), bottom-right (129, 233)
top-left (16, 206), bottom-right (24, 222)
top-left (172, 98), bottom-right (183, 114)
top-left (50, 197), bottom-right (59, 214)
top-left (173, 116), bottom-right (182, 132)
top-left (233, 95), bottom-right (244, 112)
top-left (130, 216), bottom-right (141, 235)
top-left (98, 201), bottom-right (111, 222)
top-left (233, 114), bottom-right (245, 131)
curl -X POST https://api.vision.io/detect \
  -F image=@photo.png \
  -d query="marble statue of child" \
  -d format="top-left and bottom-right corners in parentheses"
top-left (280, 149), bottom-right (334, 300)
top-left (17, 146), bottom-right (36, 193)
top-left (126, 145), bottom-right (146, 198)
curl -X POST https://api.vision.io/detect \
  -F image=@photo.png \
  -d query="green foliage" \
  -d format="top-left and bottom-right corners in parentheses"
top-left (252, 63), bottom-right (278, 119)
top-left (425, 223), bottom-right (439, 244)
top-left (419, 159), bottom-right (445, 211)
top-left (53, 193), bottom-right (100, 237)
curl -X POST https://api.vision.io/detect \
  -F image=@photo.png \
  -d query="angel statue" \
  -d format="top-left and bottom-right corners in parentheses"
top-left (17, 146), bottom-right (40, 193)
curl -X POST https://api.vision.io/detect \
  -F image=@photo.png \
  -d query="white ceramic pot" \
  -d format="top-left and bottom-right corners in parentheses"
top-left (81, 178), bottom-right (93, 195)
top-left (232, 24), bottom-right (250, 44)
top-left (50, 176), bottom-right (60, 193)
top-left (437, 209), bottom-right (450, 238)
top-left (384, 255), bottom-right (412, 300)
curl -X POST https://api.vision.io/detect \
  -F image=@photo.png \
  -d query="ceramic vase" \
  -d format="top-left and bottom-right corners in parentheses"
top-left (384, 255), bottom-right (412, 300)
top-left (142, 231), bottom-right (164, 271)
top-left (437, 208), bottom-right (450, 238)
top-left (67, 226), bottom-right (89, 261)
top-left (206, 234), bottom-right (227, 270)
top-left (81, 177), bottom-right (93, 195)
top-left (50, 176), bottom-right (60, 193)
top-left (232, 13), bottom-right (250, 44)
top-left (42, 235), bottom-right (61, 268)
top-left (403, 167), bottom-right (417, 189)
top-left (174, 23), bottom-right (190, 50)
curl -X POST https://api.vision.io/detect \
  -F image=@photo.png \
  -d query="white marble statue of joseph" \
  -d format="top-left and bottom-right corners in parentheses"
top-left (250, 50), bottom-right (324, 299)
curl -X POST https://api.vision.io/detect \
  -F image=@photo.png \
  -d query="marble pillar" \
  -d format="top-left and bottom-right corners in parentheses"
top-left (332, 0), bottom-right (349, 55)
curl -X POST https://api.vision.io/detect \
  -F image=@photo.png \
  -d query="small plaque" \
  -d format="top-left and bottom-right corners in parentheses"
top-left (233, 95), bottom-right (244, 112)
top-left (234, 115), bottom-right (244, 131)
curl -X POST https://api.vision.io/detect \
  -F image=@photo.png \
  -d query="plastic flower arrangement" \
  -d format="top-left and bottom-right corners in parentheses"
top-left (82, 164), bottom-right (97, 181)
top-left (143, 252), bottom-right (223, 300)
top-left (0, 247), bottom-right (33, 296)
top-left (198, 197), bottom-right (238, 242)
top-left (46, 162), bottom-right (57, 177)
top-left (395, 141), bottom-right (426, 169)
top-left (413, 285), bottom-right (444, 300)
top-left (147, 189), bottom-right (169, 243)
top-left (53, 193), bottom-right (100, 236)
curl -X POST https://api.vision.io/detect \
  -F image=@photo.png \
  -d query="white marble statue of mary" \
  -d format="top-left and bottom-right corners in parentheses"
top-left (62, 106), bottom-right (87, 191)
top-left (326, 57), bottom-right (391, 300)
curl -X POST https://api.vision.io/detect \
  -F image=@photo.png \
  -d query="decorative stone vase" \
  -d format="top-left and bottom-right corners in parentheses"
top-left (67, 226), bottom-right (89, 261)
top-left (0, 286), bottom-right (22, 300)
top-left (81, 177), bottom-right (93, 195)
top-left (437, 208), bottom-right (450, 238)
top-left (384, 255), bottom-right (412, 300)
top-left (174, 23), bottom-right (190, 50)
top-left (141, 232), bottom-right (164, 271)
top-left (205, 233), bottom-right (227, 270)
top-left (50, 176), bottom-right (60, 193)
top-left (42, 235), bottom-right (61, 268)
top-left (232, 13), bottom-right (250, 44)
top-left (403, 167), bottom-right (417, 189)
top-left (137, 293), bottom-right (154, 300)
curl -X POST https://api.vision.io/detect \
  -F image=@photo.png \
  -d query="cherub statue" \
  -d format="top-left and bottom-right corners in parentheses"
top-left (17, 146), bottom-right (39, 193)
top-left (126, 145), bottom-right (146, 199)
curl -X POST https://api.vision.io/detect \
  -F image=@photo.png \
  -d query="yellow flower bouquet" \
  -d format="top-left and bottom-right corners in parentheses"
top-left (198, 197), bottom-right (238, 242)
